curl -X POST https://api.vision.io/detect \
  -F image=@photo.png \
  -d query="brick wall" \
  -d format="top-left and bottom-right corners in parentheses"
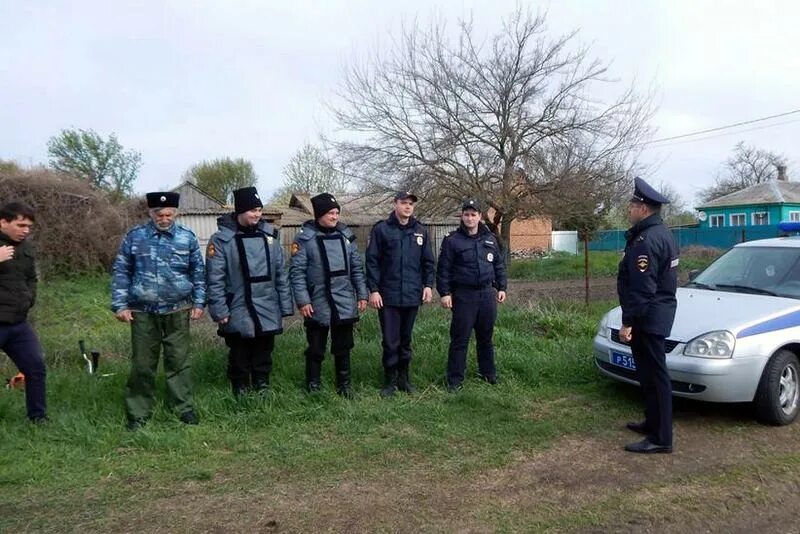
top-left (509, 217), bottom-right (552, 251)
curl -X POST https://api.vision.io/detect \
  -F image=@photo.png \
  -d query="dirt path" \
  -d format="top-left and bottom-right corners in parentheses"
top-left (124, 279), bottom-right (795, 532)
top-left (508, 277), bottom-right (619, 303)
top-left (107, 398), bottom-right (799, 533)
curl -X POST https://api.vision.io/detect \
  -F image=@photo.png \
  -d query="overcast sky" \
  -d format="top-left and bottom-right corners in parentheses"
top-left (2, 0), bottom-right (798, 208)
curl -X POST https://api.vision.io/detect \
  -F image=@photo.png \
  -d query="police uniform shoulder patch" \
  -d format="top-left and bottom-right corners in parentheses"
top-left (637, 254), bottom-right (649, 272)
top-left (291, 242), bottom-right (300, 256)
top-left (207, 243), bottom-right (215, 257)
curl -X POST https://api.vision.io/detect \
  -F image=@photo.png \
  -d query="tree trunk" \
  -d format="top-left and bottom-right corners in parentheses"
top-left (500, 218), bottom-right (513, 265)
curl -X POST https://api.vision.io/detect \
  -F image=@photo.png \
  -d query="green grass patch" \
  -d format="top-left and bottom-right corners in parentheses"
top-left (508, 248), bottom-right (723, 281)
top-left (0, 275), bottom-right (637, 529)
top-left (6, 272), bottom-right (782, 532)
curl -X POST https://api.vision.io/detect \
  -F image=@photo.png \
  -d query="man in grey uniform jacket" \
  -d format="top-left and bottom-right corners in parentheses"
top-left (289, 193), bottom-right (368, 397)
top-left (206, 187), bottom-right (293, 397)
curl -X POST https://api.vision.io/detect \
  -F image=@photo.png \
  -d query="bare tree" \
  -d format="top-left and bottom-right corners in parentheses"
top-left (271, 143), bottom-right (349, 204)
top-left (700, 142), bottom-right (789, 202)
top-left (330, 9), bottom-right (652, 256)
top-left (655, 181), bottom-right (695, 227)
top-left (599, 179), bottom-right (695, 229)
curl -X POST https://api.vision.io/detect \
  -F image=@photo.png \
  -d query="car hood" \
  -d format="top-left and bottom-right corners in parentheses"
top-left (605, 287), bottom-right (800, 341)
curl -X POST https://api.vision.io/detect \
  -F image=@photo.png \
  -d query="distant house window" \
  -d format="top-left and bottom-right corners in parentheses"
top-left (710, 215), bottom-right (724, 228)
top-left (790, 211), bottom-right (800, 222)
top-left (730, 213), bottom-right (746, 227)
top-left (752, 212), bottom-right (769, 226)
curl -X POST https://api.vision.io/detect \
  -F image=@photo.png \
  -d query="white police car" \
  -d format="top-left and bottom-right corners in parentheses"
top-left (594, 222), bottom-right (800, 425)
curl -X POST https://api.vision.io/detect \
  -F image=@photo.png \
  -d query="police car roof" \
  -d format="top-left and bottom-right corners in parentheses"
top-left (735, 236), bottom-right (800, 248)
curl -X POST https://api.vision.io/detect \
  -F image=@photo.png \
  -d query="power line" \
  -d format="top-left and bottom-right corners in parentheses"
top-left (644, 117), bottom-right (800, 149)
top-left (642, 108), bottom-right (800, 146)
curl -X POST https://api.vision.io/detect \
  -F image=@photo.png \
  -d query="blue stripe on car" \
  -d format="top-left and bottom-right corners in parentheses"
top-left (738, 309), bottom-right (800, 338)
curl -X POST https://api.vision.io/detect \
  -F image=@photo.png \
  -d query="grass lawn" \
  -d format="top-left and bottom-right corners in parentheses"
top-left (507, 248), bottom-right (722, 281)
top-left (1, 274), bottom-right (797, 532)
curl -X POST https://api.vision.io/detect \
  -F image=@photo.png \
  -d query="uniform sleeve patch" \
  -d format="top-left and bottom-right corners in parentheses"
top-left (207, 243), bottom-right (215, 257)
top-left (670, 258), bottom-right (680, 268)
top-left (291, 242), bottom-right (300, 256)
top-left (637, 255), bottom-right (649, 272)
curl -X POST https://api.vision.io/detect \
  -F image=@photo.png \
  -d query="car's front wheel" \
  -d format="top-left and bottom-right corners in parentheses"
top-left (754, 349), bottom-right (800, 425)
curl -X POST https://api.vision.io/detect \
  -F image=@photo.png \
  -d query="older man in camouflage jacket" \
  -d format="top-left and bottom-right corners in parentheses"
top-left (111, 192), bottom-right (206, 430)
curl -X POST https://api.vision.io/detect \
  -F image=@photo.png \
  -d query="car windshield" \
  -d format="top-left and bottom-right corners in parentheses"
top-left (690, 246), bottom-right (800, 299)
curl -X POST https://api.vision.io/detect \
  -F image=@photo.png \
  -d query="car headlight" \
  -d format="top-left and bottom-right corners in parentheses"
top-left (596, 314), bottom-right (610, 339)
top-left (683, 330), bottom-right (735, 358)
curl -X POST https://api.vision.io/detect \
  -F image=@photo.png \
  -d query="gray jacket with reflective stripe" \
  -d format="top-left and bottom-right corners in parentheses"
top-left (206, 214), bottom-right (293, 337)
top-left (289, 220), bottom-right (368, 326)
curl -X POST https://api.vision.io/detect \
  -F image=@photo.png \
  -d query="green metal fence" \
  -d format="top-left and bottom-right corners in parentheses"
top-left (589, 224), bottom-right (785, 251)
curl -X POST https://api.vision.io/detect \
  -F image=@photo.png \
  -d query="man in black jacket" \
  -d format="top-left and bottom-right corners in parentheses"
top-left (366, 192), bottom-right (435, 397)
top-left (437, 199), bottom-right (507, 392)
top-left (617, 177), bottom-right (679, 454)
top-left (0, 201), bottom-right (47, 423)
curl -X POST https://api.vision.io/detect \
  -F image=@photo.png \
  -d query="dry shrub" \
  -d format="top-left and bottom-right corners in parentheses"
top-left (680, 245), bottom-right (724, 261)
top-left (0, 168), bottom-right (148, 277)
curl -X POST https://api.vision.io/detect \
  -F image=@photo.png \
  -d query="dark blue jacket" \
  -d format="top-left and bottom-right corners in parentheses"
top-left (436, 223), bottom-right (507, 296)
top-left (617, 214), bottom-right (679, 336)
top-left (365, 213), bottom-right (435, 307)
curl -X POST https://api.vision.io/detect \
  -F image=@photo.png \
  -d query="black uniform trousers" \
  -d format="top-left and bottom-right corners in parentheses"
top-left (0, 321), bottom-right (46, 419)
top-left (630, 330), bottom-right (673, 447)
top-left (446, 287), bottom-right (497, 385)
top-left (378, 305), bottom-right (419, 369)
top-left (304, 323), bottom-right (354, 361)
top-left (224, 334), bottom-right (275, 387)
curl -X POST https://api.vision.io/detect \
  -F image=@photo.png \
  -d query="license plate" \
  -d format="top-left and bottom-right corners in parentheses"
top-left (610, 351), bottom-right (636, 371)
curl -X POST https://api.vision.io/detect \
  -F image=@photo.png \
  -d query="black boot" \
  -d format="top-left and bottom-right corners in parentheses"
top-left (397, 361), bottom-right (417, 394)
top-left (305, 357), bottom-right (322, 393)
top-left (252, 373), bottom-right (270, 395)
top-left (334, 352), bottom-right (353, 399)
top-left (231, 381), bottom-right (249, 399)
top-left (380, 366), bottom-right (398, 398)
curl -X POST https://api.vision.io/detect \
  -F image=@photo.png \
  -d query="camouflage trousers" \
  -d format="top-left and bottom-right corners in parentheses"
top-left (124, 310), bottom-right (194, 422)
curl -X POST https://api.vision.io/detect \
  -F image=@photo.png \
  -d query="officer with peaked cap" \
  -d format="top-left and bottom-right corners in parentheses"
top-left (205, 186), bottom-right (293, 398)
top-left (111, 191), bottom-right (206, 430)
top-left (366, 191), bottom-right (436, 397)
top-left (617, 177), bottom-right (679, 453)
top-left (437, 198), bottom-right (507, 392)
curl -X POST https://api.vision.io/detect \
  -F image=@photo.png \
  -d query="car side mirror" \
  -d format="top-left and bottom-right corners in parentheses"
top-left (688, 269), bottom-right (702, 281)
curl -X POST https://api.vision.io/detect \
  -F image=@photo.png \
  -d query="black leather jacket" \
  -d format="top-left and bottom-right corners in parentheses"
top-left (0, 232), bottom-right (37, 324)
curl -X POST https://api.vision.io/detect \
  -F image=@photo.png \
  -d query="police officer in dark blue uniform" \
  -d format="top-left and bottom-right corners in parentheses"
top-left (366, 191), bottom-right (436, 397)
top-left (617, 177), bottom-right (679, 454)
top-left (437, 199), bottom-right (507, 392)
